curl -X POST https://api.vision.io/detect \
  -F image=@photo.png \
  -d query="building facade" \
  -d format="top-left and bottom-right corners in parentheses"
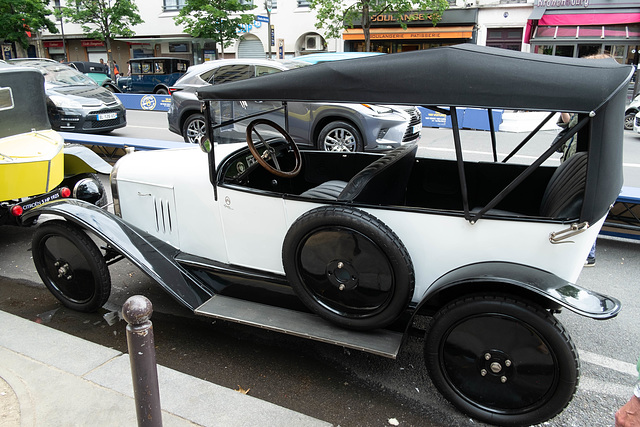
top-left (3, 0), bottom-right (638, 68)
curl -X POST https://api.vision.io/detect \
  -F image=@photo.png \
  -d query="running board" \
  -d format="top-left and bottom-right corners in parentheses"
top-left (195, 295), bottom-right (404, 359)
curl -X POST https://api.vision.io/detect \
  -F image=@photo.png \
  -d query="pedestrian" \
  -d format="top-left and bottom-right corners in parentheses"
top-left (113, 60), bottom-right (119, 77)
top-left (615, 357), bottom-right (640, 426)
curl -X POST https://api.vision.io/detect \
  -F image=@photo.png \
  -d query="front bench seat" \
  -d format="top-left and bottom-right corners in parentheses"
top-left (300, 143), bottom-right (418, 205)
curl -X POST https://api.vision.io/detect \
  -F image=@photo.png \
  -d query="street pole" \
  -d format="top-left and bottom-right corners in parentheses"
top-left (265, 0), bottom-right (272, 59)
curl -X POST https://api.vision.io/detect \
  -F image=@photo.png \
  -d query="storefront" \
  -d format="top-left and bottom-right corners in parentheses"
top-left (342, 9), bottom-right (478, 53)
top-left (525, 0), bottom-right (639, 65)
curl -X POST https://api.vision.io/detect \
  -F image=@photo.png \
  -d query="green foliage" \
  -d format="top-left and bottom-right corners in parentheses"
top-left (57, 0), bottom-right (143, 41)
top-left (0, 0), bottom-right (58, 49)
top-left (309, 0), bottom-right (449, 51)
top-left (174, 0), bottom-right (255, 54)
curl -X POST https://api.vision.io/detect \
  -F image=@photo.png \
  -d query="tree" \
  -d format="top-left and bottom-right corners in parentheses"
top-left (174, 0), bottom-right (256, 59)
top-left (0, 0), bottom-right (58, 50)
top-left (58, 0), bottom-right (143, 77)
top-left (309, 0), bottom-right (450, 52)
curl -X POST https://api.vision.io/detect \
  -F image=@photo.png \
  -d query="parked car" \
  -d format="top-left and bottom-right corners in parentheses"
top-left (118, 57), bottom-right (189, 94)
top-left (167, 58), bottom-right (421, 151)
top-left (7, 58), bottom-right (126, 134)
top-left (0, 65), bottom-right (110, 226)
top-left (25, 45), bottom-right (633, 426)
top-left (625, 93), bottom-right (640, 130)
top-left (634, 111), bottom-right (640, 133)
top-left (64, 61), bottom-right (120, 92)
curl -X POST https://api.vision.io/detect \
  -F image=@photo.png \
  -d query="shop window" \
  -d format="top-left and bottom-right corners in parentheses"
top-left (555, 45), bottom-right (575, 57)
top-left (604, 45), bottom-right (627, 63)
top-left (163, 0), bottom-right (186, 11)
top-left (535, 45), bottom-right (554, 55)
top-left (578, 44), bottom-right (601, 58)
top-left (169, 43), bottom-right (189, 53)
top-left (297, 0), bottom-right (310, 7)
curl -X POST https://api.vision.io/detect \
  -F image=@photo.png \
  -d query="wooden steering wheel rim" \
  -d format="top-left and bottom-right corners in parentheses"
top-left (245, 119), bottom-right (302, 178)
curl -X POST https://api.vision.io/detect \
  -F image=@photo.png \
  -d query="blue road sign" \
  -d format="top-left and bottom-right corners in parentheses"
top-left (256, 15), bottom-right (269, 23)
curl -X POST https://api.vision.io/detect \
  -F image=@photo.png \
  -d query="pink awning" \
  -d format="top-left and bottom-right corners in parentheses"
top-left (539, 13), bottom-right (640, 26)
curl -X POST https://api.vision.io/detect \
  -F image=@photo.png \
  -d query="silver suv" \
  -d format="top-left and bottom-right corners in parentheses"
top-left (167, 58), bottom-right (421, 151)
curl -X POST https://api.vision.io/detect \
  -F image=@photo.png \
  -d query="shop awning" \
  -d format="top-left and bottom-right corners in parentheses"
top-left (342, 26), bottom-right (474, 41)
top-left (525, 11), bottom-right (640, 44)
top-left (539, 12), bottom-right (640, 26)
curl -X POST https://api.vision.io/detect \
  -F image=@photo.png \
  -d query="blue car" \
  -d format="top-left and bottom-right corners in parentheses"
top-left (117, 57), bottom-right (189, 94)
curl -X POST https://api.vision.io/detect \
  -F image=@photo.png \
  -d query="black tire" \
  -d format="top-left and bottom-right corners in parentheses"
top-left (183, 113), bottom-right (206, 144)
top-left (625, 111), bottom-right (637, 130)
top-left (32, 221), bottom-right (111, 312)
top-left (155, 87), bottom-right (169, 95)
top-left (283, 206), bottom-right (414, 330)
top-left (318, 120), bottom-right (364, 152)
top-left (425, 294), bottom-right (579, 426)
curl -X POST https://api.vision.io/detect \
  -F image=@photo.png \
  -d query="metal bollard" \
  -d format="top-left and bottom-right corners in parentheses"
top-left (122, 295), bottom-right (163, 427)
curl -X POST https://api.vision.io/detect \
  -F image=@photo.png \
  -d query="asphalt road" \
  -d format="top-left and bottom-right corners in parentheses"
top-left (1, 112), bottom-right (640, 426)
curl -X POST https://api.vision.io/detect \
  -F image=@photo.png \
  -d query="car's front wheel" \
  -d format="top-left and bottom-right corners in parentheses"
top-left (182, 113), bottom-right (206, 144)
top-left (32, 221), bottom-right (111, 312)
top-left (425, 294), bottom-right (579, 426)
top-left (318, 121), bottom-right (364, 152)
top-left (625, 111), bottom-right (637, 130)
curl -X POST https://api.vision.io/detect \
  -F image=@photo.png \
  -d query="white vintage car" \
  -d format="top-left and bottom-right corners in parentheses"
top-left (26, 45), bottom-right (633, 426)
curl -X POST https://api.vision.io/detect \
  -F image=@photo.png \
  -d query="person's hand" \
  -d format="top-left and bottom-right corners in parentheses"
top-left (616, 395), bottom-right (640, 426)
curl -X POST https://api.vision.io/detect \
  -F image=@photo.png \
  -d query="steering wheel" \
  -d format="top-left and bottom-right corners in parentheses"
top-left (246, 119), bottom-right (302, 178)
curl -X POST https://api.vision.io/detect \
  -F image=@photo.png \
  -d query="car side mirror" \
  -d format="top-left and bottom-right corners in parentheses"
top-left (198, 135), bottom-right (211, 153)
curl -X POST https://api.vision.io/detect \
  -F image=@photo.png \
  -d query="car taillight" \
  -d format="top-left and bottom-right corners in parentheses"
top-left (60, 187), bottom-right (71, 198)
top-left (10, 205), bottom-right (23, 217)
top-left (168, 87), bottom-right (182, 94)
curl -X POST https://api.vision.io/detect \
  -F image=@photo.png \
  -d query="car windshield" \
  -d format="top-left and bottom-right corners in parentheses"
top-left (38, 64), bottom-right (97, 87)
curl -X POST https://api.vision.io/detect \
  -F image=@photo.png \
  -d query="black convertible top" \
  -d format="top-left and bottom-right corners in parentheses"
top-left (197, 44), bottom-right (634, 113)
top-left (0, 67), bottom-right (50, 139)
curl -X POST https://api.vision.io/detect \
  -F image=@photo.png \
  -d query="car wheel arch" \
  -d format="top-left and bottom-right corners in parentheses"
top-left (411, 261), bottom-right (620, 321)
top-left (312, 115), bottom-right (364, 146)
top-left (153, 85), bottom-right (169, 94)
top-left (314, 116), bottom-right (368, 152)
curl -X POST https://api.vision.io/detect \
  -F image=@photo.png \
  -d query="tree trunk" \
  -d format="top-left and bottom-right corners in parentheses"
top-left (362, 1), bottom-right (371, 52)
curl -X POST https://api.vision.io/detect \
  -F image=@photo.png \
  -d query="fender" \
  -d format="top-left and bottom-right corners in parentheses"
top-left (24, 199), bottom-right (211, 310)
top-left (420, 261), bottom-right (621, 320)
top-left (63, 144), bottom-right (112, 175)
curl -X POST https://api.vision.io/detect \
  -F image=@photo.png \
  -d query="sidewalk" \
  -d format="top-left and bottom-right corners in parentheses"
top-left (0, 310), bottom-right (331, 427)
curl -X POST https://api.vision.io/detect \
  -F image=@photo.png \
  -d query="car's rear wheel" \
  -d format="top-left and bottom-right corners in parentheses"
top-left (283, 206), bottom-right (414, 330)
top-left (625, 111), bottom-right (637, 130)
top-left (318, 121), bottom-right (364, 152)
top-left (155, 87), bottom-right (169, 95)
top-left (32, 221), bottom-right (111, 312)
top-left (183, 113), bottom-right (206, 144)
top-left (425, 294), bottom-right (579, 426)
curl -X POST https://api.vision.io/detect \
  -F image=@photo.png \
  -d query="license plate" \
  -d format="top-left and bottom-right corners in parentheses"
top-left (97, 112), bottom-right (117, 121)
top-left (412, 124), bottom-right (421, 134)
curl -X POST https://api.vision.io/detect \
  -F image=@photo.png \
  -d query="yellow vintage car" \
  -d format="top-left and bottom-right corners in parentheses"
top-left (0, 65), bottom-right (110, 226)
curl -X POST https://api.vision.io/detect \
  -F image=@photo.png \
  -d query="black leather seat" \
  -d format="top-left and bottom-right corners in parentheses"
top-left (539, 151), bottom-right (588, 218)
top-left (300, 143), bottom-right (418, 205)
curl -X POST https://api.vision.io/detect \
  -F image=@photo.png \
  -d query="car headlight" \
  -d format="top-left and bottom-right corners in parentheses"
top-left (49, 95), bottom-right (83, 109)
top-left (361, 104), bottom-right (394, 115)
